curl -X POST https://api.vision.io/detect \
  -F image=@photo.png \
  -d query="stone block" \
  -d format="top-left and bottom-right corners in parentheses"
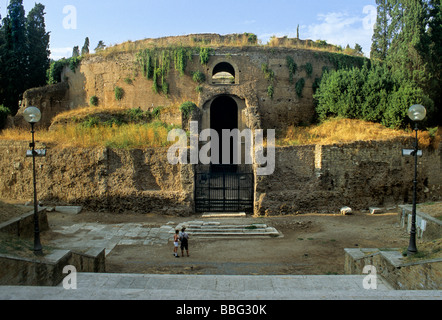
top-left (55, 206), bottom-right (83, 215)
top-left (369, 207), bottom-right (384, 215)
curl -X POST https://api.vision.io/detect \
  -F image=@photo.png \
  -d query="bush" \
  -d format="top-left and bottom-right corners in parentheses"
top-left (267, 85), bottom-right (274, 99)
top-left (47, 56), bottom-right (82, 84)
top-left (304, 63), bottom-right (313, 77)
top-left (286, 56), bottom-right (297, 84)
top-left (314, 62), bottom-right (435, 129)
top-left (81, 116), bottom-right (100, 128)
top-left (192, 71), bottom-right (206, 84)
top-left (199, 48), bottom-right (212, 65)
top-left (152, 106), bottom-right (162, 119)
top-left (126, 108), bottom-right (151, 123)
top-left (47, 59), bottom-right (67, 84)
top-left (179, 101), bottom-right (197, 119)
top-left (114, 87), bottom-right (124, 101)
top-left (89, 96), bottom-right (99, 106)
top-left (295, 78), bottom-right (305, 98)
top-left (382, 83), bottom-right (434, 129)
top-left (0, 105), bottom-right (11, 129)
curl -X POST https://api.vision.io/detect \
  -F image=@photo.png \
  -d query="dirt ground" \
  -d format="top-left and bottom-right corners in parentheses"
top-left (100, 210), bottom-right (410, 276)
top-left (0, 200), bottom-right (420, 275)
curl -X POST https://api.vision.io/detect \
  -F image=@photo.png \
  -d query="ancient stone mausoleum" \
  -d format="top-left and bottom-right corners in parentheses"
top-left (5, 34), bottom-right (442, 215)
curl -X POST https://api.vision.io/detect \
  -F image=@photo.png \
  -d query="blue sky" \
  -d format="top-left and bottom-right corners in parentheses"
top-left (1, 0), bottom-right (377, 60)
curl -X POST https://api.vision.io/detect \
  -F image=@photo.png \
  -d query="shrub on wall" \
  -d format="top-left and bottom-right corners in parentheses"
top-left (295, 78), bottom-right (305, 98)
top-left (114, 87), bottom-right (124, 101)
top-left (199, 48), bottom-right (212, 65)
top-left (192, 71), bottom-right (206, 84)
top-left (286, 56), bottom-right (297, 84)
top-left (89, 96), bottom-right (99, 106)
top-left (0, 105), bottom-right (11, 129)
top-left (304, 63), bottom-right (313, 78)
top-left (262, 63), bottom-right (275, 99)
top-left (180, 101), bottom-right (197, 119)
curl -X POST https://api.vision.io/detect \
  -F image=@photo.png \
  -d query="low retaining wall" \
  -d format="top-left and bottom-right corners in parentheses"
top-left (0, 208), bottom-right (49, 238)
top-left (345, 248), bottom-right (442, 290)
top-left (256, 139), bottom-right (442, 215)
top-left (1, 138), bottom-right (441, 215)
top-left (0, 209), bottom-right (105, 286)
top-left (399, 205), bottom-right (442, 241)
top-left (0, 248), bottom-right (105, 286)
top-left (0, 141), bottom-right (194, 215)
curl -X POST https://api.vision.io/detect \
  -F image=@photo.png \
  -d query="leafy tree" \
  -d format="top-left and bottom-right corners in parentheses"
top-left (318, 0), bottom-right (440, 128)
top-left (95, 41), bottom-right (106, 52)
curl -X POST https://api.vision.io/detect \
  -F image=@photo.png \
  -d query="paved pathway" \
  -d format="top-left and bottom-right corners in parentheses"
top-left (1, 273), bottom-right (441, 300)
top-left (49, 219), bottom-right (280, 256)
top-left (50, 221), bottom-right (176, 255)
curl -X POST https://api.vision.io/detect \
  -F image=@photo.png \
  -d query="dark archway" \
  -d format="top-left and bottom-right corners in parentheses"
top-left (210, 95), bottom-right (238, 172)
top-left (212, 62), bottom-right (236, 84)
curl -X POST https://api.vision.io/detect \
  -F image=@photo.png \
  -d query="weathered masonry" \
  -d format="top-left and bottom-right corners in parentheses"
top-left (1, 139), bottom-right (441, 216)
top-left (5, 34), bottom-right (442, 215)
top-left (13, 34), bottom-right (367, 132)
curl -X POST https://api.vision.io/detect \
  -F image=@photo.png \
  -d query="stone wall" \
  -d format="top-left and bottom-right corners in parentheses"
top-left (11, 82), bottom-right (70, 130)
top-left (0, 141), bottom-right (194, 215)
top-left (0, 248), bottom-right (105, 286)
top-left (1, 138), bottom-right (441, 216)
top-left (0, 209), bottom-right (49, 238)
top-left (345, 248), bottom-right (442, 290)
top-left (255, 138), bottom-right (442, 215)
top-left (15, 42), bottom-right (361, 132)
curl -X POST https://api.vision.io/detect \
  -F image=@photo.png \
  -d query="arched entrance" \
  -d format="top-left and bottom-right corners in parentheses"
top-left (210, 95), bottom-right (238, 171)
top-left (194, 95), bottom-right (254, 213)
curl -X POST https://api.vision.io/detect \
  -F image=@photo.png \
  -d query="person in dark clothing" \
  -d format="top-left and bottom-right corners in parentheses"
top-left (180, 227), bottom-right (189, 257)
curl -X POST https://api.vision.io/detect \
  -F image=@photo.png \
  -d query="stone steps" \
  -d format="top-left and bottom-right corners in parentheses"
top-left (169, 221), bottom-right (282, 239)
top-left (5, 273), bottom-right (440, 300)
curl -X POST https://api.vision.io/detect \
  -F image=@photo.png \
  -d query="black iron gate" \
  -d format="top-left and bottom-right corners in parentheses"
top-left (195, 171), bottom-right (254, 213)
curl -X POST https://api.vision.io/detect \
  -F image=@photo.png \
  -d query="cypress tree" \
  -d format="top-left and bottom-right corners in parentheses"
top-left (0, 1), bottom-right (50, 115)
top-left (370, 0), bottom-right (391, 60)
top-left (428, 0), bottom-right (442, 123)
top-left (1, 0), bottom-right (27, 115)
top-left (26, 3), bottom-right (50, 90)
top-left (81, 37), bottom-right (90, 56)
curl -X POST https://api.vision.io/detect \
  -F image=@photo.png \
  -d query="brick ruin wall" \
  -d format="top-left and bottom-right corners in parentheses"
top-left (3, 39), bottom-right (442, 214)
top-left (1, 140), bottom-right (441, 216)
top-left (255, 139), bottom-right (442, 215)
top-left (12, 46), bottom-right (341, 131)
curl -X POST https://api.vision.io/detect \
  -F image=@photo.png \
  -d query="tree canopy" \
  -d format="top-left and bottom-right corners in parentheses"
top-left (0, 0), bottom-right (50, 117)
top-left (316, 0), bottom-right (441, 128)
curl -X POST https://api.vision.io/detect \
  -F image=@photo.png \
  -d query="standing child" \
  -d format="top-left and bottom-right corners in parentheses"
top-left (173, 229), bottom-right (180, 258)
top-left (180, 227), bottom-right (190, 257)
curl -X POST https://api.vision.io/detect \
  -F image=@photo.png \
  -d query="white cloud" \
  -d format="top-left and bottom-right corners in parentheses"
top-left (305, 5), bottom-right (376, 56)
top-left (259, 5), bottom-right (377, 57)
top-left (243, 20), bottom-right (257, 25)
top-left (50, 47), bottom-right (73, 60)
